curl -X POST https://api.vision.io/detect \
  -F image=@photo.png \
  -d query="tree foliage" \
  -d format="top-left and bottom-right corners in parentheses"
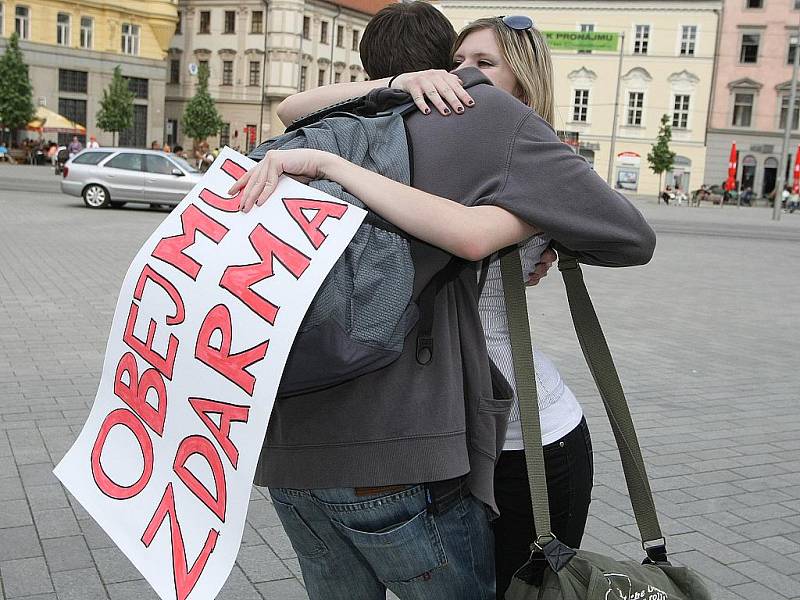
top-left (96, 65), bottom-right (134, 146)
top-left (181, 63), bottom-right (223, 144)
top-left (0, 33), bottom-right (36, 135)
top-left (647, 114), bottom-right (676, 201)
top-left (647, 114), bottom-right (676, 177)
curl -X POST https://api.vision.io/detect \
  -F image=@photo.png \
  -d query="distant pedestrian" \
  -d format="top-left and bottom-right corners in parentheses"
top-left (789, 191), bottom-right (800, 213)
top-left (661, 184), bottom-right (672, 205)
top-left (67, 135), bottom-right (83, 157)
top-left (782, 186), bottom-right (791, 210)
top-left (150, 140), bottom-right (161, 150)
top-left (87, 135), bottom-right (99, 149)
top-left (740, 187), bottom-right (753, 206)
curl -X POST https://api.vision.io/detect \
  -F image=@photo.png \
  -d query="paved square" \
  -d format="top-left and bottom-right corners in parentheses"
top-left (1, 165), bottom-right (799, 599)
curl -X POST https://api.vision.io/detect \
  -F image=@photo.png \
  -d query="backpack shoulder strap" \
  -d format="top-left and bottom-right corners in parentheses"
top-left (285, 96), bottom-right (367, 133)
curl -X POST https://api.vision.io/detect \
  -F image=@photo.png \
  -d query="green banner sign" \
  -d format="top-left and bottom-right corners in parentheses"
top-left (543, 31), bottom-right (619, 51)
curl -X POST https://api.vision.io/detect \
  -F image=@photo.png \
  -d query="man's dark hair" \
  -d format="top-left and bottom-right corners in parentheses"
top-left (359, 1), bottom-right (456, 79)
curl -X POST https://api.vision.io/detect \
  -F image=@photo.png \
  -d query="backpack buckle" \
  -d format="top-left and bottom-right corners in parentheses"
top-left (416, 336), bottom-right (433, 365)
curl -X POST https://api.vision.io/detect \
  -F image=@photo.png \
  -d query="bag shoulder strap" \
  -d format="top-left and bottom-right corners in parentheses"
top-left (500, 249), bottom-right (665, 556)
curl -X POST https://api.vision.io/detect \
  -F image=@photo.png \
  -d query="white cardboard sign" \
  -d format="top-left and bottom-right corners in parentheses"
top-left (54, 147), bottom-right (366, 600)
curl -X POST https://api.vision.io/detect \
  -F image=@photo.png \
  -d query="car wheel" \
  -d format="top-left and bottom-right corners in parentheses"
top-left (110, 201), bottom-right (127, 208)
top-left (83, 184), bottom-right (110, 208)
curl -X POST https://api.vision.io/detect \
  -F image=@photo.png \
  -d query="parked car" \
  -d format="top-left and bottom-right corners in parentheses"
top-left (60, 148), bottom-right (203, 209)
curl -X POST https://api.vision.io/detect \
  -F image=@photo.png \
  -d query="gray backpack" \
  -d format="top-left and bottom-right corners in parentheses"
top-left (248, 95), bottom-right (439, 397)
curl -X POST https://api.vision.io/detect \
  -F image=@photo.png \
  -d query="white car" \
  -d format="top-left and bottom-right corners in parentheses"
top-left (60, 148), bottom-right (203, 209)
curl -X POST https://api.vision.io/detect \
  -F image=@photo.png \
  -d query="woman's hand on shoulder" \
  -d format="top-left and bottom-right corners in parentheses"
top-left (391, 70), bottom-right (474, 116)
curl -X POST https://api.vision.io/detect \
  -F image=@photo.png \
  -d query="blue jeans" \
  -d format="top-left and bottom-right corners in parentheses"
top-left (268, 480), bottom-right (495, 600)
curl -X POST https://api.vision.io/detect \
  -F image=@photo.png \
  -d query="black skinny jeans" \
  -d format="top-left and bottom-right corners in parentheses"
top-left (492, 417), bottom-right (594, 599)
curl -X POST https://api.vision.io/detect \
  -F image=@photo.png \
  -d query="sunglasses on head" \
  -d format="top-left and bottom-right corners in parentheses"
top-left (501, 15), bottom-right (536, 48)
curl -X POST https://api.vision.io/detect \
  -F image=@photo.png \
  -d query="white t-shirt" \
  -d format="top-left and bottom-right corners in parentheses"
top-left (478, 234), bottom-right (584, 449)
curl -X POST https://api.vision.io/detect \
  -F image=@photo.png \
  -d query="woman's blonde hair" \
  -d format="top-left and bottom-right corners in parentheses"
top-left (453, 17), bottom-right (555, 126)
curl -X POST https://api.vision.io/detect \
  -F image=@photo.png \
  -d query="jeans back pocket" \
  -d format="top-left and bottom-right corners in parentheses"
top-left (331, 508), bottom-right (447, 583)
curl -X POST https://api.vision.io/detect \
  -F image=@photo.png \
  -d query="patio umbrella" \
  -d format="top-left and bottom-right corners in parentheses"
top-left (793, 145), bottom-right (800, 194)
top-left (26, 106), bottom-right (86, 134)
top-left (725, 141), bottom-right (737, 192)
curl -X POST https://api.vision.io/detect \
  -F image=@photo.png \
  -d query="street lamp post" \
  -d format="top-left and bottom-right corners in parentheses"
top-left (606, 31), bottom-right (625, 187)
top-left (257, 0), bottom-right (269, 146)
top-left (773, 13), bottom-right (800, 221)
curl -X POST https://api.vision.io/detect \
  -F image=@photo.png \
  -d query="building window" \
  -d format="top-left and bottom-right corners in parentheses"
top-left (175, 11), bottom-right (182, 34)
top-left (320, 21), bottom-right (328, 44)
top-left (58, 98), bottom-right (87, 127)
top-left (121, 23), bottom-right (140, 55)
top-left (746, 0), bottom-right (763, 7)
top-left (302, 16), bottom-right (310, 39)
top-left (732, 92), bottom-right (753, 127)
top-left (219, 123), bottom-right (230, 147)
top-left (780, 95), bottom-right (800, 129)
top-left (119, 104), bottom-right (147, 148)
top-left (57, 13), bottom-right (70, 46)
top-left (789, 35), bottom-right (799, 65)
top-left (680, 26), bottom-right (697, 56)
top-left (336, 25), bottom-right (344, 47)
top-left (796, 0), bottom-right (800, 8)
top-left (224, 10), bottom-right (235, 34)
top-left (350, 74), bottom-right (357, 82)
top-left (199, 11), bottom-right (210, 34)
top-left (626, 91), bottom-right (644, 126)
top-left (249, 60), bottom-right (260, 86)
top-left (740, 33), bottom-right (760, 63)
top-left (125, 77), bottom-right (149, 99)
top-left (198, 59), bottom-right (209, 74)
top-left (572, 89), bottom-right (589, 122)
top-left (334, 71), bottom-right (341, 83)
top-left (222, 60), bottom-right (233, 85)
top-left (352, 29), bottom-right (360, 51)
top-left (672, 95), bottom-right (690, 129)
top-left (251, 10), bottom-right (263, 34)
top-left (299, 65), bottom-right (307, 91)
top-left (318, 68), bottom-right (326, 87)
top-left (15, 6), bottom-right (30, 39)
top-left (633, 25), bottom-right (649, 54)
top-left (80, 16), bottom-right (93, 48)
top-left (169, 59), bottom-right (180, 84)
top-left (58, 69), bottom-right (87, 93)
top-left (0, 4), bottom-right (3, 36)
top-left (578, 24), bottom-right (594, 54)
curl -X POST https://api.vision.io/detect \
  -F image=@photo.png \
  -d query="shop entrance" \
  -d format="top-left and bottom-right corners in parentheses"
top-left (762, 157), bottom-right (778, 197)
top-left (741, 155), bottom-right (756, 191)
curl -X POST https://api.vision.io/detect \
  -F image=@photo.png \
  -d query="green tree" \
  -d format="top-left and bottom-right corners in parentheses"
top-left (181, 63), bottom-right (223, 147)
top-left (647, 114), bottom-right (676, 203)
top-left (0, 33), bottom-right (36, 144)
top-left (96, 65), bottom-right (134, 146)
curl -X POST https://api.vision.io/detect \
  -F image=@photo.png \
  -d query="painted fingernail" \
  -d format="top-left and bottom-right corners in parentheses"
top-left (456, 106), bottom-right (464, 114)
top-left (443, 108), bottom-right (451, 115)
top-left (424, 108), bottom-right (431, 115)
top-left (467, 100), bottom-right (475, 106)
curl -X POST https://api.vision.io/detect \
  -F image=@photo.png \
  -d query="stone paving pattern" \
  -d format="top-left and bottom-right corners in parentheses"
top-left (1, 166), bottom-right (799, 599)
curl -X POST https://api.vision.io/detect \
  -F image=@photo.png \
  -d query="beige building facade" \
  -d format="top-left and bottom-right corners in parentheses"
top-left (166, 0), bottom-right (391, 152)
top-left (0, 0), bottom-right (178, 147)
top-left (434, 0), bottom-right (721, 196)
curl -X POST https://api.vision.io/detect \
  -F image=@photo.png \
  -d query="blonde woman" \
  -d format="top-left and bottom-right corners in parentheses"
top-left (234, 10), bottom-right (652, 599)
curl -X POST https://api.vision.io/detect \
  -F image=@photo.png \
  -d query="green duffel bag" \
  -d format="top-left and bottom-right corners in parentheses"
top-left (499, 252), bottom-right (712, 600)
top-left (506, 544), bottom-right (711, 599)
